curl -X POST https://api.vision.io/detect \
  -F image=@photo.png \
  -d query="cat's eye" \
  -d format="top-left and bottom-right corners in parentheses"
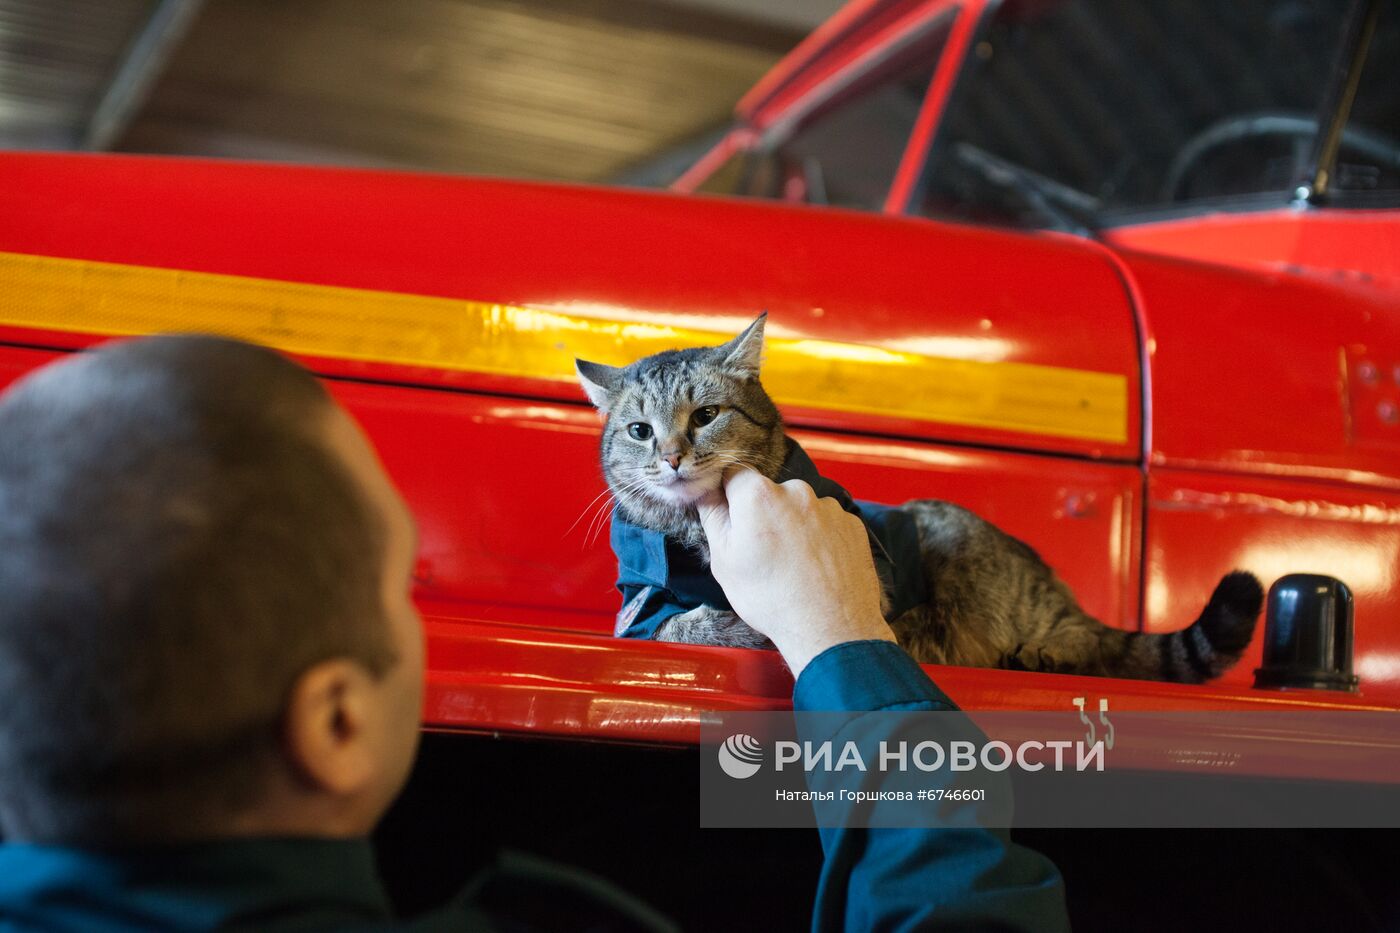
top-left (691, 406), bottom-right (720, 428)
top-left (627, 422), bottom-right (653, 441)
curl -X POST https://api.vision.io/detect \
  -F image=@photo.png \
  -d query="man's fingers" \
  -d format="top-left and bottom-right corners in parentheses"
top-left (779, 477), bottom-right (818, 502)
top-left (718, 468), bottom-right (771, 523)
top-left (720, 466), bottom-right (766, 500)
top-left (696, 488), bottom-right (731, 545)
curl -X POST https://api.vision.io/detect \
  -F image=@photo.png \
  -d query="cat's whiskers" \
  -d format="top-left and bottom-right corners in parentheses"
top-left (704, 450), bottom-right (757, 474)
top-left (590, 498), bottom-right (622, 548)
top-left (583, 475), bottom-right (650, 547)
top-left (577, 478), bottom-right (643, 546)
top-left (570, 472), bottom-right (648, 548)
top-left (581, 491), bottom-right (619, 549)
top-left (564, 484), bottom-right (625, 539)
top-left (590, 478), bottom-right (650, 547)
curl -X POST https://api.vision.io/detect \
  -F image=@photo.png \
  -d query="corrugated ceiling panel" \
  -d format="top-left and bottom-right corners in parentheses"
top-left (0, 0), bottom-right (153, 147)
top-left (117, 0), bottom-right (797, 180)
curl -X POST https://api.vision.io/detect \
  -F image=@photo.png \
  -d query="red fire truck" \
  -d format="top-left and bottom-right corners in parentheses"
top-left (0, 0), bottom-right (1395, 927)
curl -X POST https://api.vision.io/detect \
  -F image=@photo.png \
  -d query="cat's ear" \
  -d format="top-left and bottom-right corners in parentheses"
top-left (575, 359), bottom-right (621, 412)
top-left (718, 312), bottom-right (767, 379)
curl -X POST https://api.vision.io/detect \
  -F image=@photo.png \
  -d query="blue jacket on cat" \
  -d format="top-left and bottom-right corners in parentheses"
top-left (611, 438), bottom-right (929, 639)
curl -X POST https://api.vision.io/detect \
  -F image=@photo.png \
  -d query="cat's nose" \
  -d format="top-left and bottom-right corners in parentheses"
top-left (661, 452), bottom-right (682, 471)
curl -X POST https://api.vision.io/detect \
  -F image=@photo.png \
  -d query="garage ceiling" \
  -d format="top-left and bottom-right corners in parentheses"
top-left (0, 0), bottom-right (838, 183)
top-left (0, 0), bottom-right (155, 149)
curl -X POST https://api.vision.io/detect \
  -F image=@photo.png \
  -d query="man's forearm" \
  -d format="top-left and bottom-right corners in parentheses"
top-left (793, 640), bottom-right (1070, 933)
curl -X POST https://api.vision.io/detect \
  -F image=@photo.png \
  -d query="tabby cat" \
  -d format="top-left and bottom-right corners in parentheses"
top-left (575, 315), bottom-right (1262, 682)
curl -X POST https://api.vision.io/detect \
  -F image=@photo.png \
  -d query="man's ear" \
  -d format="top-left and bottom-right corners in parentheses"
top-left (575, 359), bottom-right (621, 413)
top-left (283, 659), bottom-right (378, 797)
top-left (718, 312), bottom-right (767, 379)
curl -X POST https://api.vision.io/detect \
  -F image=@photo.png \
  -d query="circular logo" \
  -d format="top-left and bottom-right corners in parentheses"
top-left (717, 733), bottom-right (764, 779)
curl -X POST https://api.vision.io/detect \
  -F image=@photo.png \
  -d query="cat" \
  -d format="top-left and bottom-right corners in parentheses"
top-left (575, 314), bottom-right (1263, 682)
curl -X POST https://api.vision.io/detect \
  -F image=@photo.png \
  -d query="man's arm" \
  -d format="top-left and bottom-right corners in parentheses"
top-left (794, 640), bottom-right (1067, 932)
top-left (698, 471), bottom-right (1070, 932)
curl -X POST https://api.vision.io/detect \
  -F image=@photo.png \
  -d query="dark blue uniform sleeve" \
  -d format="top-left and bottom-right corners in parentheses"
top-left (793, 641), bottom-right (1070, 933)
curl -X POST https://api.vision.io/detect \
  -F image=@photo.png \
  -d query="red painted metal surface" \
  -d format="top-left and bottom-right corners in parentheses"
top-left (1125, 248), bottom-right (1400, 699)
top-left (4, 0), bottom-right (1400, 749)
top-left (1104, 209), bottom-right (1400, 292)
top-left (1124, 250), bottom-right (1400, 491)
top-left (0, 152), bottom-right (1142, 462)
top-left (1145, 468), bottom-right (1400, 694)
top-left (418, 613), bottom-right (1393, 746)
top-left (1, 151), bottom-right (1397, 726)
top-left (0, 0), bottom-right (1396, 776)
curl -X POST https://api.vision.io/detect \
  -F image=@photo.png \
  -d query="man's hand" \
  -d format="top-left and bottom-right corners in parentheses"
top-left (697, 468), bottom-right (896, 677)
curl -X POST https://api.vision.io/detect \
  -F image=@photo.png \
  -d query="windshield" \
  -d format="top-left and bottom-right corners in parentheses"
top-left (915, 0), bottom-right (1390, 230)
top-left (694, 11), bottom-right (954, 211)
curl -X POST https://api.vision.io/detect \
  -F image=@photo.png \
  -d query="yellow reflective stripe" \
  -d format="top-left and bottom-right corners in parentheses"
top-left (0, 250), bottom-right (1127, 444)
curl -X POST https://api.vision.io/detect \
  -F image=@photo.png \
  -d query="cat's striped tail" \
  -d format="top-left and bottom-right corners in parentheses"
top-left (1101, 571), bottom-right (1264, 683)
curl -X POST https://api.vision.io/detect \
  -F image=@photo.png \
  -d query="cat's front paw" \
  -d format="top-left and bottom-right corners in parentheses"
top-left (1000, 643), bottom-right (1066, 674)
top-left (655, 606), bottom-right (771, 649)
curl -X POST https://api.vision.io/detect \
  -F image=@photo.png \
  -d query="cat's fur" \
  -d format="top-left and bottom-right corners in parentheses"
top-left (576, 315), bottom-right (1263, 682)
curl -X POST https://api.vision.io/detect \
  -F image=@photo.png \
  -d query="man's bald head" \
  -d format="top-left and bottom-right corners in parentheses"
top-left (0, 336), bottom-right (395, 843)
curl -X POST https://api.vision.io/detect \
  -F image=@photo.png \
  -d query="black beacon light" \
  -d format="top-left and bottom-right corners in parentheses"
top-left (1253, 574), bottom-right (1359, 692)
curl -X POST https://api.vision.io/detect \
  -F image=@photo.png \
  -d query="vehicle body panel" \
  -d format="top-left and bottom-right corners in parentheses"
top-left (1146, 468), bottom-right (1400, 692)
top-left (1125, 250), bottom-right (1400, 489)
top-left (1103, 210), bottom-right (1400, 291)
top-left (2, 0), bottom-right (1399, 751)
top-left (669, 0), bottom-right (1400, 711)
top-left (0, 153), bottom-right (1141, 459)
